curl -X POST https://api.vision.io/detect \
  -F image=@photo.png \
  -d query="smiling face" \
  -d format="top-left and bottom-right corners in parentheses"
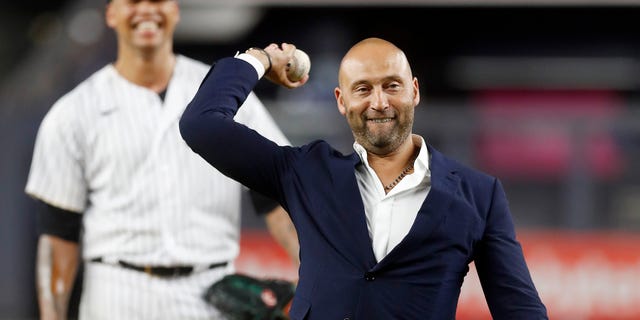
top-left (106, 0), bottom-right (179, 55)
top-left (335, 38), bottom-right (420, 156)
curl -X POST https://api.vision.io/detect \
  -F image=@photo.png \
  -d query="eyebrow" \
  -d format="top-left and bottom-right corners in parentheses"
top-left (350, 75), bottom-right (404, 89)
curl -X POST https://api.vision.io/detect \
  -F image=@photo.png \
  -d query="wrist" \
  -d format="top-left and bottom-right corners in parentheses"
top-left (245, 47), bottom-right (272, 74)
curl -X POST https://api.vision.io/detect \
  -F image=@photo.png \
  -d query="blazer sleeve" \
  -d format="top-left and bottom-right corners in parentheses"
top-left (474, 179), bottom-right (548, 319)
top-left (179, 57), bottom-right (290, 203)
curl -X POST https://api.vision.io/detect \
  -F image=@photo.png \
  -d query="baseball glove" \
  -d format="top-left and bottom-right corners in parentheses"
top-left (203, 274), bottom-right (295, 320)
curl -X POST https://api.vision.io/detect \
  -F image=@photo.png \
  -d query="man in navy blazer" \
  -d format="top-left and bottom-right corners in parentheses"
top-left (180, 38), bottom-right (548, 319)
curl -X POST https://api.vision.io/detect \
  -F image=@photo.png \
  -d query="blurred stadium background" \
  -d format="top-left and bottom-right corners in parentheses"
top-left (2, 0), bottom-right (640, 319)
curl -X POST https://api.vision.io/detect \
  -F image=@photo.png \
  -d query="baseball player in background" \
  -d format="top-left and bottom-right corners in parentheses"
top-left (25, 0), bottom-right (299, 319)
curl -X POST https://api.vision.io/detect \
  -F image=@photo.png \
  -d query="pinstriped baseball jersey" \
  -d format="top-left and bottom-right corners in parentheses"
top-left (26, 55), bottom-right (289, 266)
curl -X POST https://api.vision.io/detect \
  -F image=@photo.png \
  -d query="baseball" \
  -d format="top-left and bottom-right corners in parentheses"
top-left (286, 49), bottom-right (311, 82)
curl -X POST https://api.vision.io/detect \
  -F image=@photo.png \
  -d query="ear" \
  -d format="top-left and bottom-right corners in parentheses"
top-left (174, 1), bottom-right (181, 24)
top-left (105, 3), bottom-right (116, 29)
top-left (412, 77), bottom-right (420, 107)
top-left (335, 87), bottom-right (346, 116)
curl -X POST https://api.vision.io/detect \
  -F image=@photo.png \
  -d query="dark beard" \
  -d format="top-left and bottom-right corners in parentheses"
top-left (355, 118), bottom-right (413, 155)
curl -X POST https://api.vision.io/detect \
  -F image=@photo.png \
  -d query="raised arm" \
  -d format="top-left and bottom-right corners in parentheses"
top-left (179, 44), bottom-right (308, 199)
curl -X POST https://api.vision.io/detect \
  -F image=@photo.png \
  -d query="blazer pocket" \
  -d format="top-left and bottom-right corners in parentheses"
top-left (289, 295), bottom-right (311, 320)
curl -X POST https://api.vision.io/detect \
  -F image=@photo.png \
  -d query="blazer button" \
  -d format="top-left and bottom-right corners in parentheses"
top-left (364, 272), bottom-right (375, 281)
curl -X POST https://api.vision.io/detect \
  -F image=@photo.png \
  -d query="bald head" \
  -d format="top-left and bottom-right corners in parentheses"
top-left (338, 38), bottom-right (413, 89)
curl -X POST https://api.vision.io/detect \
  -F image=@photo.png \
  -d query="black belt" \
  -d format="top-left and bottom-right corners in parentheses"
top-left (89, 257), bottom-right (228, 277)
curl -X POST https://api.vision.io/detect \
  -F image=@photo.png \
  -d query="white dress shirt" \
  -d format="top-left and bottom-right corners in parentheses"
top-left (353, 135), bottom-right (431, 262)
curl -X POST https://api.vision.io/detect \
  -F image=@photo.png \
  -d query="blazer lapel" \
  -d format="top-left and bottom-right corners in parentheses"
top-left (328, 153), bottom-right (378, 269)
top-left (373, 146), bottom-right (460, 270)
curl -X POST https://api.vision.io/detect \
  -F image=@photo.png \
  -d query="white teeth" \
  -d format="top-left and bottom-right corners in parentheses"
top-left (137, 21), bottom-right (158, 32)
top-left (370, 119), bottom-right (392, 123)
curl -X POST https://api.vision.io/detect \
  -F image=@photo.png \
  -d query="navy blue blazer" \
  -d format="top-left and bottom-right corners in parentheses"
top-left (180, 58), bottom-right (548, 320)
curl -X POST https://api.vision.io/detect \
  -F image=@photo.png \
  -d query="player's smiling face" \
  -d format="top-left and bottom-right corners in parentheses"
top-left (106, 0), bottom-right (179, 52)
top-left (335, 40), bottom-right (420, 156)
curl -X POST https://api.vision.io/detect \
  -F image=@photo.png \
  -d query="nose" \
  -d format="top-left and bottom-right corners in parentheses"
top-left (370, 87), bottom-right (389, 111)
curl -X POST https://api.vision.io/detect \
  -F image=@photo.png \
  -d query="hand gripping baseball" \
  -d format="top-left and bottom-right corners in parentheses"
top-left (263, 43), bottom-right (310, 88)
